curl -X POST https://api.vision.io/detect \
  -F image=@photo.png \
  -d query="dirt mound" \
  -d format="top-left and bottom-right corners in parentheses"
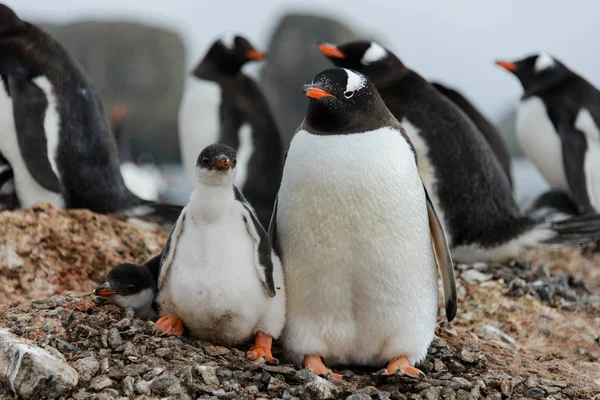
top-left (0, 203), bottom-right (167, 304)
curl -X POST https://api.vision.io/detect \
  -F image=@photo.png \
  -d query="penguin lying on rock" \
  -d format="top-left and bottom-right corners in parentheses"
top-left (271, 68), bottom-right (456, 379)
top-left (94, 255), bottom-right (161, 321)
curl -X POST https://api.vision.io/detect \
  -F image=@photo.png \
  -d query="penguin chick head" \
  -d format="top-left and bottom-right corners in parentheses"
top-left (496, 53), bottom-right (570, 94)
top-left (193, 34), bottom-right (265, 78)
top-left (302, 68), bottom-right (387, 133)
top-left (317, 40), bottom-right (405, 87)
top-left (94, 263), bottom-right (156, 316)
top-left (196, 143), bottom-right (237, 185)
top-left (0, 4), bottom-right (24, 36)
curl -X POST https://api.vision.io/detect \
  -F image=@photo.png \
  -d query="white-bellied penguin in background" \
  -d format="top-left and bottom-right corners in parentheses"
top-left (0, 5), bottom-right (181, 225)
top-left (317, 41), bottom-right (600, 263)
top-left (270, 68), bottom-right (456, 379)
top-left (496, 53), bottom-right (600, 215)
top-left (153, 144), bottom-right (285, 362)
top-left (178, 34), bottom-right (283, 228)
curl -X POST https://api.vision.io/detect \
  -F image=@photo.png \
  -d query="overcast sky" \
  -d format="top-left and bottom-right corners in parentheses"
top-left (10, 0), bottom-right (600, 122)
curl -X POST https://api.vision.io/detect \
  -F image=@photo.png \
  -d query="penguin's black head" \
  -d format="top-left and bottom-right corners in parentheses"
top-left (196, 143), bottom-right (237, 185)
top-left (193, 34), bottom-right (265, 78)
top-left (94, 263), bottom-right (156, 316)
top-left (0, 4), bottom-right (24, 36)
top-left (496, 53), bottom-right (570, 94)
top-left (317, 40), bottom-right (405, 88)
top-left (302, 68), bottom-right (388, 133)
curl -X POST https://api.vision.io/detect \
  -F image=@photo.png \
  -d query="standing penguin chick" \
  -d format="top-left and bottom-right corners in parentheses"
top-left (94, 254), bottom-right (161, 320)
top-left (155, 144), bottom-right (285, 362)
top-left (271, 68), bottom-right (456, 379)
top-left (178, 34), bottom-right (283, 228)
top-left (496, 53), bottom-right (600, 215)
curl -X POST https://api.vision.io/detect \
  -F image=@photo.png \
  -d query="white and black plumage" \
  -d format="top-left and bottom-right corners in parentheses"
top-left (318, 41), bottom-right (600, 263)
top-left (153, 144), bottom-right (285, 362)
top-left (178, 34), bottom-right (283, 228)
top-left (270, 68), bottom-right (456, 379)
top-left (497, 53), bottom-right (600, 215)
top-left (0, 151), bottom-right (18, 210)
top-left (0, 5), bottom-right (180, 226)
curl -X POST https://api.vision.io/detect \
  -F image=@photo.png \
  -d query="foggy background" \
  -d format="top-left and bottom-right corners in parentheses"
top-left (11, 0), bottom-right (600, 205)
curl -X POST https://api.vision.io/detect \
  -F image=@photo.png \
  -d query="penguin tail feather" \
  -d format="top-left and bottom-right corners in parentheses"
top-left (541, 213), bottom-right (600, 245)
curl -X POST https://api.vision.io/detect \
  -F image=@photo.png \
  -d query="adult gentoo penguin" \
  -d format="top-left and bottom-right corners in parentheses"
top-left (94, 254), bottom-right (161, 321)
top-left (496, 53), bottom-right (600, 215)
top-left (316, 41), bottom-right (593, 263)
top-left (154, 144), bottom-right (285, 362)
top-left (271, 68), bottom-right (456, 379)
top-left (0, 5), bottom-right (179, 224)
top-left (178, 34), bottom-right (283, 228)
top-left (431, 82), bottom-right (513, 188)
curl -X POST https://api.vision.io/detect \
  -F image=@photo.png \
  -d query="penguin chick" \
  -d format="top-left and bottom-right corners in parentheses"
top-left (94, 255), bottom-right (160, 321)
top-left (155, 143), bottom-right (286, 363)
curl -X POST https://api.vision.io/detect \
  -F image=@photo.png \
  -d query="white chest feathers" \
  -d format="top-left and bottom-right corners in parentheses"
top-left (158, 186), bottom-right (285, 346)
top-left (0, 77), bottom-right (64, 208)
top-left (277, 128), bottom-right (439, 366)
top-left (517, 97), bottom-right (569, 191)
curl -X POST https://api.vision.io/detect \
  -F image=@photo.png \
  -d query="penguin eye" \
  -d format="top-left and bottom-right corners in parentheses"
top-left (127, 285), bottom-right (136, 293)
top-left (202, 158), bottom-right (210, 166)
top-left (344, 91), bottom-right (354, 99)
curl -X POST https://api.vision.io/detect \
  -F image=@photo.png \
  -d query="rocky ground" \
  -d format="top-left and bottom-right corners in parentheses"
top-left (0, 207), bottom-right (599, 399)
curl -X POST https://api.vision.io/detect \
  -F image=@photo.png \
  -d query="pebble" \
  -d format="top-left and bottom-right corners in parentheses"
top-left (150, 373), bottom-right (182, 396)
top-left (107, 328), bottom-right (122, 349)
top-left (347, 394), bottom-right (373, 400)
top-left (75, 357), bottom-right (100, 382)
top-left (304, 373), bottom-right (339, 399)
top-left (90, 376), bottom-right (114, 391)
top-left (461, 270), bottom-right (493, 285)
top-left (524, 387), bottom-right (546, 399)
top-left (134, 380), bottom-right (151, 395)
top-left (196, 365), bottom-right (220, 386)
top-left (122, 376), bottom-right (134, 398)
top-left (154, 347), bottom-right (171, 357)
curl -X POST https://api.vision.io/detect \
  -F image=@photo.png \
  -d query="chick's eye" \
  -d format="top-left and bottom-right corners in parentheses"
top-left (344, 91), bottom-right (354, 98)
top-left (202, 158), bottom-right (210, 166)
top-left (127, 285), bottom-right (136, 292)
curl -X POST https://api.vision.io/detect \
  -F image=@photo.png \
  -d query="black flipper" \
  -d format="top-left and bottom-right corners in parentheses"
top-left (558, 123), bottom-right (595, 215)
top-left (8, 76), bottom-right (62, 193)
top-left (235, 186), bottom-right (277, 297)
top-left (157, 207), bottom-right (187, 289)
top-left (268, 195), bottom-right (279, 256)
top-left (425, 186), bottom-right (457, 322)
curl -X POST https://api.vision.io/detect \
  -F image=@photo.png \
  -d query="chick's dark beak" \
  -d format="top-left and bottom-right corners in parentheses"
top-left (302, 84), bottom-right (336, 100)
top-left (245, 49), bottom-right (266, 61)
top-left (316, 43), bottom-right (346, 59)
top-left (496, 60), bottom-right (518, 72)
top-left (211, 155), bottom-right (232, 170)
top-left (94, 282), bottom-right (119, 297)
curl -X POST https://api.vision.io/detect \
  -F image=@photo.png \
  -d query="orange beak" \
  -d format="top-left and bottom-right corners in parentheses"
top-left (213, 159), bottom-right (231, 169)
top-left (317, 43), bottom-right (346, 59)
top-left (302, 86), bottom-right (336, 99)
top-left (496, 60), bottom-right (518, 72)
top-left (245, 49), bottom-right (266, 61)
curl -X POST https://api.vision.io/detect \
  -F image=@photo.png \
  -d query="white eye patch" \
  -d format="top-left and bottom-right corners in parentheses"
top-left (344, 69), bottom-right (367, 93)
top-left (534, 52), bottom-right (555, 73)
top-left (361, 42), bottom-right (387, 65)
top-left (219, 32), bottom-right (237, 52)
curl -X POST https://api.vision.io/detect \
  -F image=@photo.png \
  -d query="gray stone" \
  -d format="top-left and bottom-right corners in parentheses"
top-left (75, 356), bottom-right (100, 383)
top-left (90, 375), bottom-right (113, 391)
top-left (107, 328), bottom-right (122, 349)
top-left (150, 373), bottom-right (183, 396)
top-left (154, 347), bottom-right (171, 358)
top-left (122, 376), bottom-right (135, 398)
top-left (524, 387), bottom-right (546, 399)
top-left (474, 325), bottom-right (516, 346)
top-left (195, 364), bottom-right (220, 386)
top-left (347, 394), bottom-right (373, 400)
top-left (461, 270), bottom-right (493, 285)
top-left (134, 379), bottom-right (151, 395)
top-left (304, 373), bottom-right (340, 399)
top-left (0, 329), bottom-right (78, 399)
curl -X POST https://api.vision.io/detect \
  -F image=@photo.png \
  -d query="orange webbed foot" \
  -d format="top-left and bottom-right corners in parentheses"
top-left (155, 315), bottom-right (185, 336)
top-left (304, 354), bottom-right (343, 380)
top-left (247, 331), bottom-right (278, 363)
top-left (383, 355), bottom-right (425, 379)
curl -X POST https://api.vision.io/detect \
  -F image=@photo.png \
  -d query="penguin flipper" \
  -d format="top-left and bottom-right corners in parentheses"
top-left (157, 206), bottom-right (187, 289)
top-left (8, 76), bottom-right (62, 193)
top-left (424, 187), bottom-right (457, 322)
top-left (240, 199), bottom-right (277, 298)
top-left (559, 123), bottom-right (596, 214)
top-left (268, 196), bottom-right (279, 255)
